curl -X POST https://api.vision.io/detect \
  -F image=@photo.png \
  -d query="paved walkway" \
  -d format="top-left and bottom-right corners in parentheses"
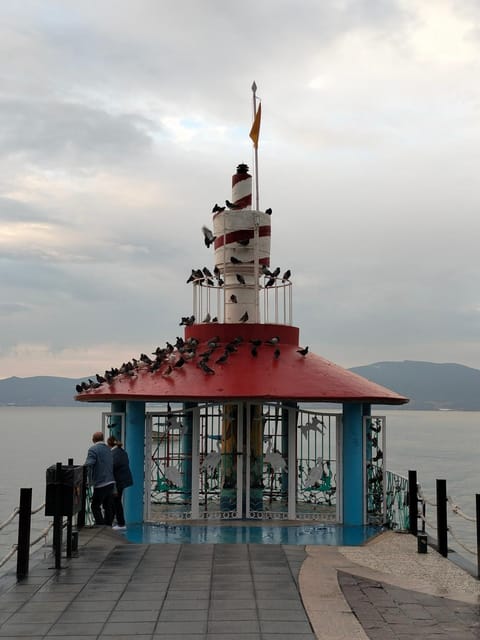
top-left (0, 528), bottom-right (479, 639)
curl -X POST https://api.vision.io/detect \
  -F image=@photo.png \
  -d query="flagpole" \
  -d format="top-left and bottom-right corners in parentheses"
top-left (251, 81), bottom-right (259, 210)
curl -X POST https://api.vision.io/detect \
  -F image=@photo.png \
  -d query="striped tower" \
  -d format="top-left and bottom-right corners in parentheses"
top-left (213, 164), bottom-right (271, 323)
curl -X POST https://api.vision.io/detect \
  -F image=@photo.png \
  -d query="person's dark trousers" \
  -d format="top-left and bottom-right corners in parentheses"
top-left (91, 484), bottom-right (115, 525)
top-left (113, 487), bottom-right (126, 526)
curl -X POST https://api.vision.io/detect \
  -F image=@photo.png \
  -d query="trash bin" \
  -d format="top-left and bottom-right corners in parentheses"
top-left (417, 533), bottom-right (428, 554)
top-left (45, 464), bottom-right (84, 517)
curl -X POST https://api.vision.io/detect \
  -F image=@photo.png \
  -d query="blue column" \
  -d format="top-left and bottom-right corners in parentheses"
top-left (124, 401), bottom-right (146, 524)
top-left (342, 403), bottom-right (364, 525)
top-left (110, 401), bottom-right (126, 442)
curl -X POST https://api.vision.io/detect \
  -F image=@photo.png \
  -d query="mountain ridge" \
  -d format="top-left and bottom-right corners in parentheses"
top-left (0, 360), bottom-right (479, 409)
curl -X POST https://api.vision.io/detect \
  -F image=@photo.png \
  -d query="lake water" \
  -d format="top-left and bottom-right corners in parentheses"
top-left (0, 407), bottom-right (478, 570)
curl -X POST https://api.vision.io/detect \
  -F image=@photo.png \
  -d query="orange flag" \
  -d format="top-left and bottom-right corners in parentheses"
top-left (249, 103), bottom-right (261, 149)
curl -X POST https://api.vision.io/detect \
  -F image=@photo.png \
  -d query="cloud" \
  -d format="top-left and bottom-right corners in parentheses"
top-left (0, 98), bottom-right (156, 169)
top-left (1, 0), bottom-right (480, 379)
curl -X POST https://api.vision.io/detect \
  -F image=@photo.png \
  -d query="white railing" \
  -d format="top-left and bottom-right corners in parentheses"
top-left (191, 276), bottom-right (293, 326)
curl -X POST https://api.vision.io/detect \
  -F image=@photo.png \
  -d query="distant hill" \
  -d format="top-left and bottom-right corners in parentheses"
top-left (0, 376), bottom-right (87, 407)
top-left (350, 361), bottom-right (480, 411)
top-left (1, 361), bottom-right (479, 409)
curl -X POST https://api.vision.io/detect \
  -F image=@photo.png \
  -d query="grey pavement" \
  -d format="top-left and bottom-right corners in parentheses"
top-left (0, 528), bottom-right (479, 640)
top-left (0, 528), bottom-right (314, 639)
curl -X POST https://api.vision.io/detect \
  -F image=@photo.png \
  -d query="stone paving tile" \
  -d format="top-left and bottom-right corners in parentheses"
top-left (153, 635), bottom-right (206, 640)
top-left (338, 571), bottom-right (480, 640)
top-left (162, 599), bottom-right (210, 610)
top-left (113, 599), bottom-right (162, 612)
top-left (208, 609), bottom-right (257, 621)
top-left (258, 609), bottom-right (310, 622)
top-left (102, 620), bottom-right (157, 635)
top-left (260, 620), bottom-right (314, 634)
top-left (158, 609), bottom-right (208, 622)
top-left (262, 635), bottom-right (316, 640)
top-left (0, 622), bottom-right (52, 636)
top-left (207, 619), bottom-right (260, 634)
top-left (155, 620), bottom-right (208, 635)
top-left (56, 609), bottom-right (111, 623)
top-left (205, 635), bottom-right (260, 640)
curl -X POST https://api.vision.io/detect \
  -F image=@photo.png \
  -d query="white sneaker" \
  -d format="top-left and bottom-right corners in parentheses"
top-left (112, 525), bottom-right (126, 531)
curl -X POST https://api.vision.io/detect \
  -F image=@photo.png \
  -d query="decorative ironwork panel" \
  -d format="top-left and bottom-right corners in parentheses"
top-left (385, 470), bottom-right (409, 531)
top-left (101, 412), bottom-right (125, 442)
top-left (365, 415), bottom-right (386, 525)
top-left (297, 409), bottom-right (338, 518)
top-left (148, 405), bottom-right (192, 513)
top-left (198, 403), bottom-right (238, 517)
top-left (257, 403), bottom-right (289, 516)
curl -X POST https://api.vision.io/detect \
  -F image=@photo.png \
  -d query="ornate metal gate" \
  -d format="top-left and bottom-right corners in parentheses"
top-left (146, 402), bottom-right (339, 522)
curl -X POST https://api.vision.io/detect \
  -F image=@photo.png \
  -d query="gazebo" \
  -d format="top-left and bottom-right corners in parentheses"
top-left (76, 160), bottom-right (408, 528)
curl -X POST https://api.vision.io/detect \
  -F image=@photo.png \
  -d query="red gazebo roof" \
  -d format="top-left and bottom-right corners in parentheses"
top-left (75, 324), bottom-right (408, 405)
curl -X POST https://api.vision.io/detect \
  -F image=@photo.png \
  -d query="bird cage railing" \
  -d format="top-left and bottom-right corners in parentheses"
top-left (190, 276), bottom-right (293, 326)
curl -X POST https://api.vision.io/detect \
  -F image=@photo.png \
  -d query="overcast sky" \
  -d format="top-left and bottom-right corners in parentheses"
top-left (1, 0), bottom-right (480, 379)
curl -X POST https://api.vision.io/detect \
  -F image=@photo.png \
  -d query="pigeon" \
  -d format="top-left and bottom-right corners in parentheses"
top-left (203, 312), bottom-right (211, 323)
top-left (200, 361), bottom-right (215, 375)
top-left (216, 353), bottom-right (229, 364)
top-left (250, 339), bottom-right (262, 347)
top-left (230, 256), bottom-right (242, 264)
top-left (96, 373), bottom-right (106, 383)
top-left (238, 238), bottom-right (250, 246)
top-left (230, 294), bottom-right (238, 303)
top-left (174, 357), bottom-right (185, 368)
top-left (236, 273), bottom-right (246, 285)
top-left (187, 268), bottom-right (204, 284)
top-left (265, 208), bottom-right (272, 215)
top-left (282, 269), bottom-right (291, 282)
top-left (251, 346), bottom-right (258, 357)
top-left (226, 199), bottom-right (241, 210)
top-left (239, 311), bottom-right (249, 322)
top-left (274, 348), bottom-right (281, 359)
top-left (211, 316), bottom-right (218, 323)
top-left (203, 267), bottom-right (213, 278)
top-left (212, 203), bottom-right (225, 213)
top-left (265, 277), bottom-right (275, 288)
top-left (202, 225), bottom-right (216, 247)
top-left (266, 336), bottom-right (280, 345)
top-left (297, 346), bottom-right (309, 356)
top-left (75, 384), bottom-right (83, 393)
top-left (271, 267), bottom-right (281, 278)
top-left (214, 265), bottom-right (220, 278)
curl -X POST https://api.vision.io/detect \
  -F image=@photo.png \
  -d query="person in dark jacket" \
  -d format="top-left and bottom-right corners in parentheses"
top-left (107, 436), bottom-right (133, 530)
top-left (85, 431), bottom-right (115, 526)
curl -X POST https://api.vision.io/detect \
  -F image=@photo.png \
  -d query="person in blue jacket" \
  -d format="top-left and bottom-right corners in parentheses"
top-left (84, 431), bottom-right (115, 526)
top-left (107, 436), bottom-right (133, 530)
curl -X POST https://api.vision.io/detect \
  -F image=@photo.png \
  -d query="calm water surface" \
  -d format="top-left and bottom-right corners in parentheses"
top-left (0, 407), bottom-right (478, 565)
